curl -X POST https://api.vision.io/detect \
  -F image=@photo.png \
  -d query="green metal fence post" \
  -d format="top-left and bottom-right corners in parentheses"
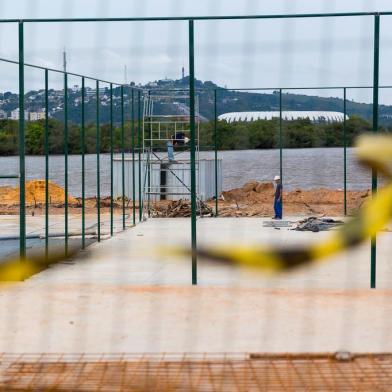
top-left (64, 72), bottom-right (69, 256)
top-left (138, 90), bottom-right (142, 222)
top-left (189, 19), bottom-right (197, 285)
top-left (147, 90), bottom-right (151, 218)
top-left (18, 21), bottom-right (26, 261)
top-left (132, 88), bottom-right (136, 226)
top-left (343, 87), bottom-right (347, 216)
top-left (110, 83), bottom-right (114, 236)
top-left (96, 80), bottom-right (101, 242)
top-left (44, 69), bottom-right (49, 260)
top-left (81, 77), bottom-right (86, 249)
top-left (371, 14), bottom-right (380, 289)
top-left (214, 88), bottom-right (218, 217)
top-left (279, 88), bottom-right (283, 217)
top-left (121, 85), bottom-right (126, 229)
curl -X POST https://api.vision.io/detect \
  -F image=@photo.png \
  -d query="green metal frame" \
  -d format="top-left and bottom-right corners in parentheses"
top-left (371, 14), bottom-right (380, 289)
top-left (121, 86), bottom-right (126, 230)
top-left (44, 69), bottom-right (49, 260)
top-left (18, 22), bottom-right (26, 261)
top-left (343, 87), bottom-right (347, 216)
top-left (81, 77), bottom-right (86, 249)
top-left (189, 20), bottom-right (197, 285)
top-left (214, 89), bottom-right (219, 217)
top-left (7, 11), bottom-right (385, 287)
top-left (64, 72), bottom-right (69, 256)
top-left (110, 83), bottom-right (114, 236)
top-left (131, 89), bottom-right (136, 226)
top-left (96, 80), bottom-right (101, 242)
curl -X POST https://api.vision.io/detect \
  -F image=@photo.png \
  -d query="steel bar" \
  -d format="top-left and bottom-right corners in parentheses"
top-left (131, 89), bottom-right (136, 226)
top-left (147, 91), bottom-right (151, 218)
top-left (371, 14), bottom-right (380, 289)
top-left (279, 88), bottom-right (283, 217)
top-left (110, 83), bottom-right (114, 236)
top-left (44, 69), bottom-right (49, 260)
top-left (64, 73), bottom-right (69, 256)
top-left (81, 77), bottom-right (86, 249)
top-left (18, 22), bottom-right (26, 261)
top-left (96, 80), bottom-right (101, 242)
top-left (0, 175), bottom-right (19, 179)
top-left (343, 87), bottom-right (347, 216)
top-left (189, 20), bottom-right (197, 285)
top-left (214, 89), bottom-right (218, 216)
top-left (138, 90), bottom-right (142, 222)
top-left (121, 85), bottom-right (126, 230)
top-left (2, 12), bottom-right (388, 23)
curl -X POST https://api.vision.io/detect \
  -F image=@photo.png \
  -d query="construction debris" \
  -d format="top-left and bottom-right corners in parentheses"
top-left (153, 199), bottom-right (214, 218)
top-left (292, 217), bottom-right (344, 232)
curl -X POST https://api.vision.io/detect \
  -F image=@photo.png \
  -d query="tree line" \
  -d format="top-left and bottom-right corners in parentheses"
top-left (0, 116), bottom-right (382, 156)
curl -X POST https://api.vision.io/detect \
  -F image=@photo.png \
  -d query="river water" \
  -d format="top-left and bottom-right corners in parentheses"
top-left (0, 148), bottom-right (373, 197)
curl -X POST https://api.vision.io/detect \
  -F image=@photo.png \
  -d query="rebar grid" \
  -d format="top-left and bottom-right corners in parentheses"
top-left (0, 353), bottom-right (391, 391)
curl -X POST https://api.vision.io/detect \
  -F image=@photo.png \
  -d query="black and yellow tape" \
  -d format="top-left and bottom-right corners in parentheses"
top-left (183, 134), bottom-right (392, 272)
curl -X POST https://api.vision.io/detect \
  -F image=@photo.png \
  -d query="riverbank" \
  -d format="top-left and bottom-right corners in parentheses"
top-left (0, 180), bottom-right (369, 217)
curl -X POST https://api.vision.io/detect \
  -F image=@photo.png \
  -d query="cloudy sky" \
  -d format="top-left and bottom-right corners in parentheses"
top-left (1, 0), bottom-right (392, 103)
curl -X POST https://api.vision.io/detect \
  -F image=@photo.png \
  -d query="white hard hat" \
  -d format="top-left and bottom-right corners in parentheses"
top-left (274, 175), bottom-right (281, 181)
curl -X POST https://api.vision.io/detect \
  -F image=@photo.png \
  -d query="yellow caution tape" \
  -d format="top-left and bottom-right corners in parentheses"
top-left (0, 247), bottom-right (81, 282)
top-left (187, 134), bottom-right (392, 272)
top-left (1, 134), bottom-right (391, 280)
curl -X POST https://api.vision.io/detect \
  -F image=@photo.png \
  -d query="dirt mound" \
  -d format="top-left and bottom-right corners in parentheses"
top-left (0, 180), bottom-right (78, 206)
top-left (222, 181), bottom-right (274, 204)
top-left (218, 181), bottom-right (370, 217)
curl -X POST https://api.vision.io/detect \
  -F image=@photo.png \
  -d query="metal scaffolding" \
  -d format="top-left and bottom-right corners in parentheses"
top-left (141, 93), bottom-right (201, 219)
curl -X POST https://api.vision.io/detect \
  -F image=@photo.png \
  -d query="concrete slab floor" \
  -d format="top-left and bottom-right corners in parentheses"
top-left (0, 217), bottom-right (391, 354)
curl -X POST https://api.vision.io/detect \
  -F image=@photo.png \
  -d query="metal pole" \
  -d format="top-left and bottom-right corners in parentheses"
top-left (279, 88), bottom-right (283, 217)
top-left (371, 14), bottom-right (380, 289)
top-left (132, 89), bottom-right (136, 225)
top-left (81, 77), bottom-right (86, 249)
top-left (121, 85), bottom-right (126, 229)
top-left (138, 90), bottom-right (142, 222)
top-left (18, 21), bottom-right (26, 261)
top-left (189, 20), bottom-right (197, 285)
top-left (110, 83), bottom-right (114, 236)
top-left (214, 88), bottom-right (218, 216)
top-left (343, 87), bottom-right (347, 216)
top-left (44, 69), bottom-right (49, 260)
top-left (96, 80), bottom-right (101, 242)
top-left (147, 90), bottom-right (151, 218)
top-left (64, 72), bottom-right (68, 256)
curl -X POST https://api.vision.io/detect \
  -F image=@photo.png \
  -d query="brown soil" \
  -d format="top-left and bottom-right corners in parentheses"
top-left (0, 180), bottom-right (77, 206)
top-left (215, 181), bottom-right (370, 217)
top-left (0, 179), bottom-right (370, 217)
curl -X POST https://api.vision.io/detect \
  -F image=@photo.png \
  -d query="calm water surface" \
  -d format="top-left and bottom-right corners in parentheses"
top-left (0, 148), bottom-right (373, 197)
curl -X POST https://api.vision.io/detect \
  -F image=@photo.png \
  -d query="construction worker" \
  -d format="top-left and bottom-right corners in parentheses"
top-left (273, 175), bottom-right (282, 219)
top-left (167, 135), bottom-right (175, 162)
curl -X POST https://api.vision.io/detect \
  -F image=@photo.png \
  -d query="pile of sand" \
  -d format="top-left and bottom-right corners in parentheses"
top-left (219, 181), bottom-right (370, 216)
top-left (0, 180), bottom-right (78, 206)
top-left (222, 181), bottom-right (369, 205)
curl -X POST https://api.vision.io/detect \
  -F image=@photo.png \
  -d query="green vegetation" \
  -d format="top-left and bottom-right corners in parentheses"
top-left (0, 116), bottom-right (383, 156)
top-left (200, 115), bottom-right (378, 150)
top-left (0, 119), bottom-right (139, 155)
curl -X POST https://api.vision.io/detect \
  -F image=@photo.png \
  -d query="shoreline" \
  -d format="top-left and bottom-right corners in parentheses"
top-left (0, 180), bottom-right (369, 217)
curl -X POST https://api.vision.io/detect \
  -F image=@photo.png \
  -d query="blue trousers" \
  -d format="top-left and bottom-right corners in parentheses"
top-left (167, 141), bottom-right (174, 161)
top-left (274, 199), bottom-right (282, 219)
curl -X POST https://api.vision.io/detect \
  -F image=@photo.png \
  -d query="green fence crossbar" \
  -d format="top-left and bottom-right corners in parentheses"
top-left (6, 10), bottom-right (388, 287)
